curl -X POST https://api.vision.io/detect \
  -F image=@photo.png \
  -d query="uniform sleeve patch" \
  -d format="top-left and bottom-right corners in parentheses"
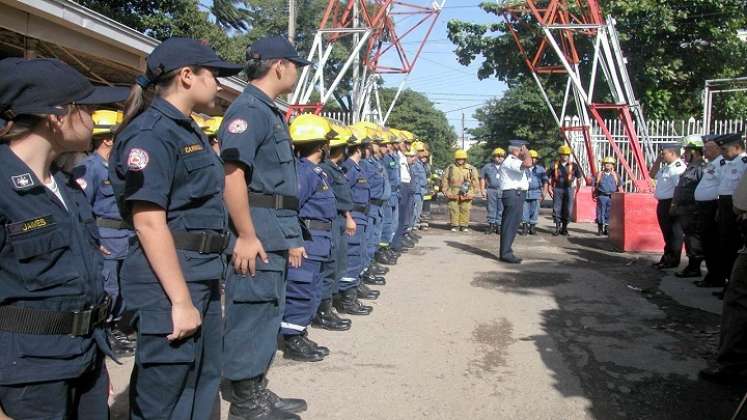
top-left (721, 159), bottom-right (726, 166)
top-left (11, 173), bottom-right (34, 189)
top-left (227, 118), bottom-right (248, 134)
top-left (127, 148), bottom-right (149, 171)
top-left (76, 178), bottom-right (87, 190)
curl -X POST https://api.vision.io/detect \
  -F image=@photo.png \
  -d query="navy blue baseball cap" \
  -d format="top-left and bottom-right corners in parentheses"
top-left (138, 37), bottom-right (243, 87)
top-left (509, 139), bottom-right (529, 147)
top-left (714, 133), bottom-right (743, 146)
top-left (0, 57), bottom-right (129, 120)
top-left (246, 36), bottom-right (312, 66)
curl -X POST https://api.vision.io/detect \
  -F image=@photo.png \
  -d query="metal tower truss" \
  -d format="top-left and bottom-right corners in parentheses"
top-left (289, 0), bottom-right (445, 124)
top-left (498, 0), bottom-right (654, 192)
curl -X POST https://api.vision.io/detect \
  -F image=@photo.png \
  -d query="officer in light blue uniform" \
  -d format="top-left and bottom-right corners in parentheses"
top-left (521, 150), bottom-right (548, 235)
top-left (335, 135), bottom-right (374, 316)
top-left (316, 129), bottom-right (355, 331)
top-left (594, 156), bottom-right (620, 235)
top-left (480, 147), bottom-right (505, 234)
top-left (219, 36), bottom-right (310, 419)
top-left (73, 110), bottom-right (135, 357)
top-left (280, 114), bottom-right (337, 363)
top-left (110, 38), bottom-right (241, 420)
top-left (0, 57), bottom-right (127, 420)
top-left (360, 129), bottom-right (390, 289)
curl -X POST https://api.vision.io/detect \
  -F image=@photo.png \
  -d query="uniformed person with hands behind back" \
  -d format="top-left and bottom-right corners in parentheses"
top-left (650, 143), bottom-right (686, 269)
top-left (110, 37), bottom-right (242, 419)
top-left (0, 56), bottom-right (128, 420)
top-left (693, 135), bottom-right (724, 288)
top-left (219, 35), bottom-right (311, 420)
top-left (670, 135), bottom-right (705, 278)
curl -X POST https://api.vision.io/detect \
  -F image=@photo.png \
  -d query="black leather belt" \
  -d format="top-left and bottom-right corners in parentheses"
top-left (0, 298), bottom-right (109, 336)
top-left (96, 217), bottom-right (131, 230)
top-left (249, 192), bottom-right (299, 210)
top-left (369, 198), bottom-right (386, 207)
top-left (303, 219), bottom-right (332, 231)
top-left (352, 204), bottom-right (369, 214)
top-left (171, 231), bottom-right (229, 254)
top-left (597, 192), bottom-right (612, 197)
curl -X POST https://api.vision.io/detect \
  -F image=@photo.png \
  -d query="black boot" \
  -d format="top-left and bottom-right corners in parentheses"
top-left (257, 377), bottom-right (308, 414)
top-left (603, 224), bottom-right (609, 235)
top-left (495, 224), bottom-right (501, 235)
top-left (597, 223), bottom-right (603, 236)
top-left (368, 262), bottom-right (388, 275)
top-left (362, 272), bottom-right (386, 286)
top-left (486, 223), bottom-right (495, 235)
top-left (312, 299), bottom-right (351, 331)
top-left (333, 288), bottom-right (373, 315)
top-left (528, 224), bottom-right (536, 235)
top-left (553, 222), bottom-right (561, 236)
top-left (560, 223), bottom-right (569, 236)
top-left (520, 223), bottom-right (528, 236)
top-left (375, 250), bottom-right (396, 265)
top-left (675, 259), bottom-right (703, 278)
top-left (282, 334), bottom-right (324, 362)
top-left (401, 237), bottom-right (415, 248)
top-left (301, 331), bottom-right (329, 357)
top-left (222, 377), bottom-right (302, 420)
top-left (357, 283), bottom-right (380, 300)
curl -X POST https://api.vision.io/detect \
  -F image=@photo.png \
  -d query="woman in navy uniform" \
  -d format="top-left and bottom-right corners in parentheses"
top-left (219, 36), bottom-right (310, 420)
top-left (315, 126), bottom-right (356, 331)
top-left (109, 38), bottom-right (242, 419)
top-left (280, 114), bottom-right (338, 362)
top-left (0, 58), bottom-right (128, 419)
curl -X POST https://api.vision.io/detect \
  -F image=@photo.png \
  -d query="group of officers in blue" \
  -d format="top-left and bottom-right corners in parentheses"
top-left (0, 35), bottom-right (430, 420)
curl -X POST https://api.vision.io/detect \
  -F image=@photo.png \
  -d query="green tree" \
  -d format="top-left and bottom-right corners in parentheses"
top-left (448, 1), bottom-right (747, 120)
top-left (379, 88), bottom-right (458, 170)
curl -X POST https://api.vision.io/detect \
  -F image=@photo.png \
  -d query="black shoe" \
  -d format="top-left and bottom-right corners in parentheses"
top-left (375, 251), bottom-right (396, 265)
top-left (223, 378), bottom-right (302, 420)
top-left (401, 238), bottom-right (415, 249)
top-left (312, 299), bottom-right (351, 331)
top-left (675, 267), bottom-right (702, 278)
top-left (486, 223), bottom-right (495, 234)
top-left (362, 273), bottom-right (386, 286)
top-left (259, 388), bottom-right (308, 414)
top-left (693, 280), bottom-right (725, 288)
top-left (520, 223), bottom-right (527, 236)
top-left (500, 256), bottom-right (523, 264)
top-left (597, 223), bottom-right (603, 236)
top-left (495, 224), bottom-right (501, 235)
top-left (333, 289), bottom-right (373, 316)
top-left (699, 366), bottom-right (746, 385)
top-left (357, 283), bottom-right (380, 300)
top-left (528, 225), bottom-right (536, 235)
top-left (603, 224), bottom-right (609, 235)
top-left (301, 333), bottom-right (330, 357)
top-left (560, 223), bottom-right (569, 236)
top-left (553, 223), bottom-right (561, 236)
top-left (368, 263), bottom-right (388, 275)
top-left (282, 334), bottom-right (324, 362)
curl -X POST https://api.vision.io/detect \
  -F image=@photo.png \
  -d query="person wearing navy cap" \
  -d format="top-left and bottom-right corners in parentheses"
top-left (219, 35), bottom-right (309, 420)
top-left (109, 37), bottom-right (242, 419)
top-left (498, 140), bottom-right (532, 263)
top-left (693, 135), bottom-right (724, 288)
top-left (0, 57), bottom-right (128, 419)
top-left (650, 143), bottom-right (686, 269)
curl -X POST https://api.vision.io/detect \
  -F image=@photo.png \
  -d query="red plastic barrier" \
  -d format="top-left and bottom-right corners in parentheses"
top-left (608, 192), bottom-right (664, 253)
top-left (573, 186), bottom-right (596, 223)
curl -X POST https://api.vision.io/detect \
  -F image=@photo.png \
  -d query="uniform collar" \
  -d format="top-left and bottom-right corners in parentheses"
top-left (245, 84), bottom-right (278, 110)
top-left (151, 97), bottom-right (192, 122)
top-left (93, 151), bottom-right (109, 168)
top-left (0, 143), bottom-right (46, 192)
top-left (667, 158), bottom-right (683, 167)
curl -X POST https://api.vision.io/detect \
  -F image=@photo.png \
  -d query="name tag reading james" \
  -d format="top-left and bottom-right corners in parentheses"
top-left (7, 215), bottom-right (55, 236)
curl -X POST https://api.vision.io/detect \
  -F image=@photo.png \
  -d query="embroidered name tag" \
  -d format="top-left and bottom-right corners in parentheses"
top-left (7, 215), bottom-right (55, 236)
top-left (183, 144), bottom-right (205, 155)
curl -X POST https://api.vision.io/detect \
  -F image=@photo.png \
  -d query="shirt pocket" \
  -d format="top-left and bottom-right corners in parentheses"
top-left (9, 226), bottom-right (81, 292)
top-left (273, 130), bottom-right (294, 164)
top-left (183, 153), bottom-right (222, 199)
top-left (136, 309), bottom-right (195, 365)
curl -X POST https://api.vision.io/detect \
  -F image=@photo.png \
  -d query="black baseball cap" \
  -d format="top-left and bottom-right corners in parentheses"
top-left (246, 36), bottom-right (312, 67)
top-left (139, 38), bottom-right (243, 87)
top-left (0, 57), bottom-right (129, 120)
top-left (714, 133), bottom-right (743, 147)
top-left (509, 139), bottom-right (529, 147)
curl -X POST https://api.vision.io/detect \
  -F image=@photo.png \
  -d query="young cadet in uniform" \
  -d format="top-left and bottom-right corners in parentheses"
top-left (280, 114), bottom-right (337, 363)
top-left (0, 57), bottom-right (127, 420)
top-left (715, 133), bottom-right (747, 291)
top-left (219, 36), bottom-right (310, 420)
top-left (549, 144), bottom-right (582, 236)
top-left (442, 149), bottom-right (480, 232)
top-left (670, 135), bottom-right (706, 278)
top-left (110, 38), bottom-right (241, 420)
top-left (380, 130), bottom-right (402, 260)
top-left (73, 110), bottom-right (135, 358)
top-left (521, 150), bottom-right (548, 235)
top-left (335, 131), bottom-right (375, 316)
top-left (650, 143), bottom-right (686, 269)
top-left (371, 129), bottom-right (397, 265)
top-left (593, 156), bottom-right (620, 236)
top-left (481, 147), bottom-right (505, 235)
top-left (499, 140), bottom-right (532, 264)
top-left (693, 136), bottom-right (724, 288)
top-left (315, 127), bottom-right (356, 330)
top-left (410, 140), bottom-right (428, 230)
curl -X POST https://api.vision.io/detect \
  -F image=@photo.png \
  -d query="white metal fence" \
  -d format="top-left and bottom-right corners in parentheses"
top-left (320, 111), bottom-right (353, 125)
top-left (566, 117), bottom-right (746, 192)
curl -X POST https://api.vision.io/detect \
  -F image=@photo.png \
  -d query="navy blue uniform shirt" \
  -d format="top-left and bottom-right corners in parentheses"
top-left (297, 158), bottom-right (336, 261)
top-left (110, 97), bottom-right (226, 282)
top-left (481, 163), bottom-right (501, 189)
top-left (219, 84), bottom-right (302, 252)
top-left (320, 159), bottom-right (353, 212)
top-left (342, 158), bottom-right (371, 221)
top-left (0, 144), bottom-right (108, 384)
top-left (73, 152), bottom-right (132, 258)
top-left (363, 157), bottom-right (391, 201)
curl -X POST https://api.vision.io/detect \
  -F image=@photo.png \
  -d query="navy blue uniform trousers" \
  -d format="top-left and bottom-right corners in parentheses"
top-left (500, 189), bottom-right (526, 259)
top-left (392, 182), bottom-right (414, 250)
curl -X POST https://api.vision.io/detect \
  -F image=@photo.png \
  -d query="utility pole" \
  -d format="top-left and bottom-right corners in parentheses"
top-left (461, 112), bottom-right (465, 150)
top-left (351, 0), bottom-right (360, 122)
top-left (288, 0), bottom-right (296, 45)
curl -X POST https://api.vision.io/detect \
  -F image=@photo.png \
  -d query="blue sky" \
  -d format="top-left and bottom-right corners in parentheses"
top-left (378, 1), bottom-right (507, 137)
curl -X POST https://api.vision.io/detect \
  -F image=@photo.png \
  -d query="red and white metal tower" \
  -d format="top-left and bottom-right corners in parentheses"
top-left (289, 0), bottom-right (445, 123)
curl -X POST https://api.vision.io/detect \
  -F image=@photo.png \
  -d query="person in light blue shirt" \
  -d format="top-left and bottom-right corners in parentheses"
top-left (521, 150), bottom-right (548, 235)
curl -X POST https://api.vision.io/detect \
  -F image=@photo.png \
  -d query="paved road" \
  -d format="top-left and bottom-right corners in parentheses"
top-left (109, 202), bottom-right (744, 419)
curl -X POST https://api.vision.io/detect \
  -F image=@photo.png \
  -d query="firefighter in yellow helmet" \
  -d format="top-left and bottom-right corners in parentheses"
top-left (593, 156), bottom-right (621, 236)
top-left (71, 110), bottom-right (136, 358)
top-left (480, 147), bottom-right (506, 234)
top-left (442, 149), bottom-right (480, 231)
top-left (550, 143), bottom-right (582, 235)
